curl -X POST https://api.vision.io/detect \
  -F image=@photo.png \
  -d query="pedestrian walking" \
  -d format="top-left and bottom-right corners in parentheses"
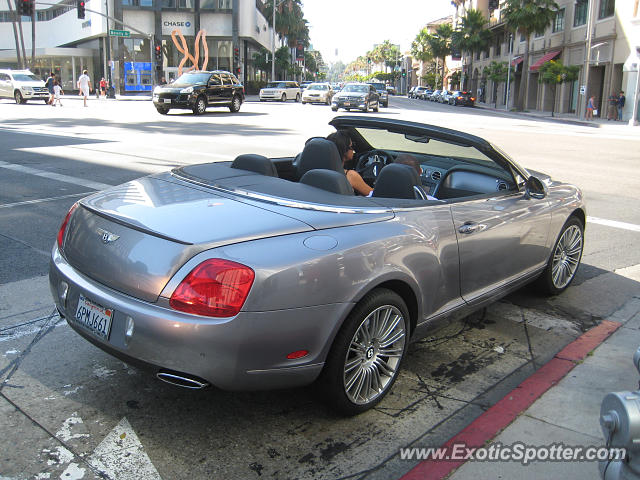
top-left (53, 80), bottom-right (63, 106)
top-left (607, 92), bottom-right (617, 120)
top-left (77, 70), bottom-right (91, 107)
top-left (617, 91), bottom-right (626, 121)
top-left (586, 95), bottom-right (595, 121)
top-left (99, 77), bottom-right (107, 98)
top-left (45, 72), bottom-right (55, 105)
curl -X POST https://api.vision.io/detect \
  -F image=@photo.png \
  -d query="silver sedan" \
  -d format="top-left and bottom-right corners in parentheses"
top-left (50, 116), bottom-right (585, 415)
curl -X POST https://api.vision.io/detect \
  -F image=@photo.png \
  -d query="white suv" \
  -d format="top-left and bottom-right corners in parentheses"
top-left (0, 69), bottom-right (49, 104)
top-left (259, 81), bottom-right (301, 102)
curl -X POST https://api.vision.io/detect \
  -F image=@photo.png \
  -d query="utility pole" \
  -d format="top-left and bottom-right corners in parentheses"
top-left (580, 0), bottom-right (597, 120)
top-left (31, 1), bottom-right (35, 68)
top-left (506, 33), bottom-right (512, 110)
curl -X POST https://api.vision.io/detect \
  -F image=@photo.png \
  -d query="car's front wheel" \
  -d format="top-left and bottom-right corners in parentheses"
top-left (14, 91), bottom-right (25, 104)
top-left (373, 100), bottom-right (379, 112)
top-left (331, 106), bottom-right (338, 112)
top-left (537, 216), bottom-right (584, 295)
top-left (295, 93), bottom-right (301, 102)
top-left (229, 95), bottom-right (241, 113)
top-left (319, 288), bottom-right (409, 415)
top-left (155, 106), bottom-right (170, 115)
top-left (193, 96), bottom-right (207, 115)
top-left (281, 93), bottom-right (287, 102)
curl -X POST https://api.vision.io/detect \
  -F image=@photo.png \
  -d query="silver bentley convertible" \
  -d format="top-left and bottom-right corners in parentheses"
top-left (49, 117), bottom-right (585, 415)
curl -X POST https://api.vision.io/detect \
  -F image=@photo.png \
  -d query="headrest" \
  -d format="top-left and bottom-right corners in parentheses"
top-left (296, 138), bottom-right (343, 179)
top-left (300, 169), bottom-right (354, 195)
top-left (231, 154), bottom-right (278, 177)
top-left (372, 163), bottom-right (422, 199)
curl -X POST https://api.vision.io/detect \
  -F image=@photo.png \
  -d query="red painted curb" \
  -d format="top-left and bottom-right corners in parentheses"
top-left (399, 320), bottom-right (622, 480)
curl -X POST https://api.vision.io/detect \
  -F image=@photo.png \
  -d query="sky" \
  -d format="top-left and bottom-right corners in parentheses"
top-left (302, 0), bottom-right (455, 65)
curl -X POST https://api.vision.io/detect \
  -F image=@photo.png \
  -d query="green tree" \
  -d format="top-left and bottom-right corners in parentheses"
top-left (428, 24), bottom-right (453, 90)
top-left (411, 27), bottom-right (434, 86)
top-left (275, 46), bottom-right (291, 79)
top-left (538, 60), bottom-right (579, 116)
top-left (486, 61), bottom-right (509, 108)
top-left (264, 0), bottom-right (310, 48)
top-left (502, 0), bottom-right (559, 111)
top-left (453, 9), bottom-right (491, 91)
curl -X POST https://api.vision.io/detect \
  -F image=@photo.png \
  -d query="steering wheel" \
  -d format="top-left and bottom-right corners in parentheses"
top-left (355, 150), bottom-right (395, 185)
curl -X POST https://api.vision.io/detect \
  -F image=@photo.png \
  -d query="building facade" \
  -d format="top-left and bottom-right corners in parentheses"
top-left (453, 0), bottom-right (639, 122)
top-left (0, 0), bottom-right (274, 94)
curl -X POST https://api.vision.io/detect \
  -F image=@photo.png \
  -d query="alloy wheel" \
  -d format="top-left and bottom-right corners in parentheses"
top-left (551, 224), bottom-right (583, 289)
top-left (342, 305), bottom-right (406, 405)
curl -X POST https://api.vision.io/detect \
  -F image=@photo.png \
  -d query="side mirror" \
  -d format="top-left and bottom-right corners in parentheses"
top-left (524, 176), bottom-right (547, 200)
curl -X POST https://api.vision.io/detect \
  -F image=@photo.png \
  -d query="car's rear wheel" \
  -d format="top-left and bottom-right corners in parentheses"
top-left (193, 96), bottom-right (207, 115)
top-left (155, 106), bottom-right (170, 114)
top-left (295, 93), bottom-right (301, 102)
top-left (14, 91), bottom-right (25, 104)
top-left (319, 288), bottom-right (409, 415)
top-left (229, 95), bottom-right (241, 113)
top-left (537, 216), bottom-right (584, 295)
top-left (281, 93), bottom-right (287, 102)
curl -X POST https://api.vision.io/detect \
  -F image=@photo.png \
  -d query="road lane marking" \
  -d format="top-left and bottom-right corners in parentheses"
top-left (587, 216), bottom-right (640, 233)
top-left (0, 192), bottom-right (90, 209)
top-left (0, 161), bottom-right (113, 191)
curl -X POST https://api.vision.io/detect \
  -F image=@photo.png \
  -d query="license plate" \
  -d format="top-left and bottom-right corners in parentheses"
top-left (75, 294), bottom-right (113, 340)
top-left (344, 102), bottom-right (351, 106)
top-left (163, 99), bottom-right (171, 104)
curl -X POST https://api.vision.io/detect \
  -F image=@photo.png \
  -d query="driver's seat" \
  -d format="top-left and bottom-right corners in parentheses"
top-left (296, 138), bottom-right (343, 179)
top-left (372, 163), bottom-right (423, 199)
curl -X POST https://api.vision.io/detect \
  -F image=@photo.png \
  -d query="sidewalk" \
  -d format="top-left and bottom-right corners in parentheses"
top-left (399, 286), bottom-right (640, 479)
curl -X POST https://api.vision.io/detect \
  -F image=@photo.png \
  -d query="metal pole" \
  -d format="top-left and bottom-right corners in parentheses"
top-left (506, 33), bottom-right (512, 110)
top-left (271, 1), bottom-right (275, 82)
top-left (31, 5), bottom-right (35, 68)
top-left (105, 0), bottom-right (112, 88)
top-left (580, 0), bottom-right (597, 120)
top-left (630, 52), bottom-right (640, 126)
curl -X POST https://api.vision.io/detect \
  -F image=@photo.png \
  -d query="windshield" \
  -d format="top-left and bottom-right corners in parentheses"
top-left (369, 83), bottom-right (385, 90)
top-left (343, 85), bottom-right (368, 93)
top-left (265, 82), bottom-right (287, 88)
top-left (13, 74), bottom-right (39, 82)
top-left (308, 84), bottom-right (328, 90)
top-left (174, 72), bottom-right (210, 85)
top-left (354, 127), bottom-right (495, 165)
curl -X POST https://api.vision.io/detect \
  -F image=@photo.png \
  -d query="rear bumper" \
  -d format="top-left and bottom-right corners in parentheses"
top-left (49, 245), bottom-right (344, 391)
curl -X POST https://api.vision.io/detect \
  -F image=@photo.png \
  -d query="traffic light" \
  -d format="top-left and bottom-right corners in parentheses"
top-left (19, 0), bottom-right (34, 16)
top-left (154, 42), bottom-right (163, 67)
top-left (76, 0), bottom-right (85, 19)
top-left (233, 46), bottom-right (240, 66)
top-left (402, 68), bottom-right (406, 78)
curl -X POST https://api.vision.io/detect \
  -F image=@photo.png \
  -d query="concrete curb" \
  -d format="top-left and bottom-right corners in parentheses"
top-left (399, 319), bottom-right (622, 480)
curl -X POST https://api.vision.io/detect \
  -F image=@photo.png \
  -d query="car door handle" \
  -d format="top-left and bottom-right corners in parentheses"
top-left (458, 222), bottom-right (479, 234)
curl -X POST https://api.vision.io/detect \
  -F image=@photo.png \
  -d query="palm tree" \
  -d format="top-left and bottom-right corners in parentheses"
top-left (502, 0), bottom-right (559, 111)
top-left (411, 28), bottom-right (434, 86)
top-left (427, 24), bottom-right (453, 90)
top-left (454, 9), bottom-right (491, 93)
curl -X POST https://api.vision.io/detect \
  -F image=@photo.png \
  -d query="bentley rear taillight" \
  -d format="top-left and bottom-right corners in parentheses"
top-left (170, 259), bottom-right (255, 317)
top-left (57, 203), bottom-right (78, 249)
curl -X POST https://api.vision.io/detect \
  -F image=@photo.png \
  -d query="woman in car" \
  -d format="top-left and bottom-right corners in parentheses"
top-left (327, 130), bottom-right (372, 196)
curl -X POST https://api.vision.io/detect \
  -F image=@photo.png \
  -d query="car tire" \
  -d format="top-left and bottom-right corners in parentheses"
top-left (155, 106), bottom-right (170, 115)
top-left (14, 91), bottom-right (25, 104)
top-left (326, 97), bottom-right (331, 105)
top-left (373, 101), bottom-right (379, 112)
top-left (318, 288), bottom-right (409, 415)
top-left (229, 95), bottom-right (241, 113)
top-left (281, 93), bottom-right (287, 102)
top-left (536, 216), bottom-right (584, 296)
top-left (44, 99), bottom-right (49, 104)
top-left (295, 93), bottom-right (301, 102)
top-left (331, 107), bottom-right (338, 112)
top-left (302, 101), bottom-right (307, 104)
top-left (193, 96), bottom-right (207, 115)
top-left (260, 99), bottom-right (266, 102)
top-left (383, 101), bottom-right (388, 108)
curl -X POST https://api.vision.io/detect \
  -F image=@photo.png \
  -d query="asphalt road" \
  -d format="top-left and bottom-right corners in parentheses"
top-left (1, 95), bottom-right (639, 480)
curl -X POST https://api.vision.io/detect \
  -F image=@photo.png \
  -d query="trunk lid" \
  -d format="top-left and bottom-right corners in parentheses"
top-left (63, 174), bottom-right (313, 302)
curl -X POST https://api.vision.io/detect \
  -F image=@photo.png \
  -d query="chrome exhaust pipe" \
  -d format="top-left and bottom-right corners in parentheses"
top-left (156, 371), bottom-right (210, 389)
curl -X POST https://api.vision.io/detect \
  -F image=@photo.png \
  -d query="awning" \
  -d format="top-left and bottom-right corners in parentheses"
top-left (511, 56), bottom-right (523, 66)
top-left (530, 51), bottom-right (561, 72)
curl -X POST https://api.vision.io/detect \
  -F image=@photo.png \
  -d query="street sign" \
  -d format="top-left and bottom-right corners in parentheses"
top-left (580, 85), bottom-right (586, 95)
top-left (109, 29), bottom-right (130, 37)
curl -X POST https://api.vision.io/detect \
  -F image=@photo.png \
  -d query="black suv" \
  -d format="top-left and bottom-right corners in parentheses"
top-left (448, 90), bottom-right (475, 107)
top-left (152, 70), bottom-right (244, 115)
top-left (367, 82), bottom-right (389, 107)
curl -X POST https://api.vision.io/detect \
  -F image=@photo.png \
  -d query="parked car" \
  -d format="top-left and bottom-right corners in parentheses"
top-left (152, 70), bottom-right (244, 115)
top-left (408, 86), bottom-right (418, 98)
top-left (0, 69), bottom-right (50, 104)
top-left (411, 86), bottom-right (426, 99)
top-left (367, 82), bottom-right (389, 107)
top-left (50, 115), bottom-right (585, 415)
top-left (419, 89), bottom-right (433, 100)
top-left (386, 85), bottom-right (397, 95)
top-left (448, 90), bottom-right (475, 106)
top-left (331, 83), bottom-right (379, 112)
top-left (301, 82), bottom-right (334, 105)
top-left (430, 89), bottom-right (442, 101)
top-left (259, 81), bottom-right (301, 102)
top-left (299, 81), bottom-right (313, 92)
top-left (439, 90), bottom-right (453, 103)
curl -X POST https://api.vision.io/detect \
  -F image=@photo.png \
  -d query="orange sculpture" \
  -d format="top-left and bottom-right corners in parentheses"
top-left (171, 29), bottom-right (208, 76)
